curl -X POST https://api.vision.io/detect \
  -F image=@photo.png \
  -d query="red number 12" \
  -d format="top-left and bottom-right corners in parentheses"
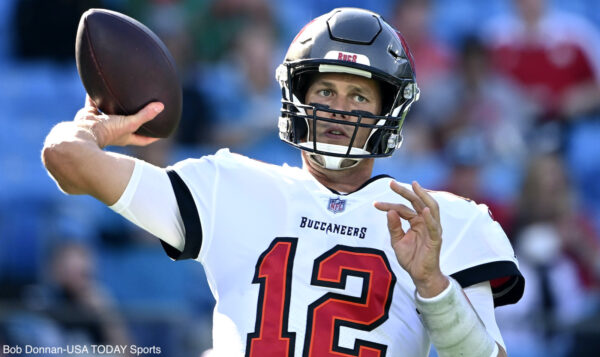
top-left (246, 238), bottom-right (396, 357)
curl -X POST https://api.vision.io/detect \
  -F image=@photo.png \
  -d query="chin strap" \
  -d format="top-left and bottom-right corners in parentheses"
top-left (299, 142), bottom-right (369, 170)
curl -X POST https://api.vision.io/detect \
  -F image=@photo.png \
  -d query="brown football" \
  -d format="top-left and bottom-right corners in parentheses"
top-left (75, 8), bottom-right (182, 138)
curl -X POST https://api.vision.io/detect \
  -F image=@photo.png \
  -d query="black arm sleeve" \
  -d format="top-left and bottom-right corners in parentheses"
top-left (451, 261), bottom-right (525, 307)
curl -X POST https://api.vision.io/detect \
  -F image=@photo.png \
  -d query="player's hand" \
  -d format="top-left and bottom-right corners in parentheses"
top-left (74, 95), bottom-right (163, 148)
top-left (374, 181), bottom-right (449, 298)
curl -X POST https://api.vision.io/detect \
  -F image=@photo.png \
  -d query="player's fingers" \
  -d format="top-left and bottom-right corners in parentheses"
top-left (75, 109), bottom-right (108, 123)
top-left (127, 134), bottom-right (160, 147)
top-left (130, 102), bottom-right (164, 125)
top-left (423, 207), bottom-right (442, 243)
top-left (75, 107), bottom-right (89, 121)
top-left (413, 181), bottom-right (440, 221)
top-left (386, 210), bottom-right (405, 241)
top-left (84, 94), bottom-right (100, 114)
top-left (374, 202), bottom-right (417, 220)
top-left (390, 180), bottom-right (426, 213)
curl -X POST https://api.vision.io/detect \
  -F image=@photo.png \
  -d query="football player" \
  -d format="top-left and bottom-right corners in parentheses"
top-left (42, 8), bottom-right (523, 357)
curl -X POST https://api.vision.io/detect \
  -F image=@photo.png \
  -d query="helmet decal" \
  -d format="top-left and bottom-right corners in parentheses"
top-left (324, 51), bottom-right (371, 65)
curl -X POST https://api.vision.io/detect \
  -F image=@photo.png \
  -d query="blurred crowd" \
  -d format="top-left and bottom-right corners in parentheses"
top-left (1, 0), bottom-right (600, 356)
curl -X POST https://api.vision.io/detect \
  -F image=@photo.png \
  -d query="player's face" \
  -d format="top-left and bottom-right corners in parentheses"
top-left (304, 73), bottom-right (382, 148)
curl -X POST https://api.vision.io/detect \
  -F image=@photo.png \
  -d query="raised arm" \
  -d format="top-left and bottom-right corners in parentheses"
top-left (42, 96), bottom-right (163, 205)
top-left (374, 181), bottom-right (507, 357)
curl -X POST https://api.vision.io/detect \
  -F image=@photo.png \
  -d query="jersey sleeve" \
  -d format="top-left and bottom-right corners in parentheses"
top-left (109, 150), bottom-right (238, 262)
top-left (438, 197), bottom-right (525, 307)
top-left (161, 149), bottom-right (243, 262)
top-left (109, 158), bottom-right (186, 251)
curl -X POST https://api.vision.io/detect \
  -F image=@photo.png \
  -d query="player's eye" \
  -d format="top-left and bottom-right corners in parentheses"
top-left (317, 89), bottom-right (333, 97)
top-left (353, 94), bottom-right (368, 103)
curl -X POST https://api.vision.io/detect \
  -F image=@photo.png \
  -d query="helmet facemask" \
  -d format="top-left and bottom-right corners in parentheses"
top-left (277, 62), bottom-right (419, 170)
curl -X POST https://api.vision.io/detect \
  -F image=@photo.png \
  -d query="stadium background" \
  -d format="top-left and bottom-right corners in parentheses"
top-left (1, 0), bottom-right (600, 356)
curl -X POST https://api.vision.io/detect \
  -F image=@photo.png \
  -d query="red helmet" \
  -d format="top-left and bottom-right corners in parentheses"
top-left (276, 7), bottom-right (419, 169)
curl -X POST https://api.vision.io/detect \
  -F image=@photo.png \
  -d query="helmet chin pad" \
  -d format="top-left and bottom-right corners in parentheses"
top-left (300, 142), bottom-right (368, 170)
top-left (308, 154), bottom-right (362, 170)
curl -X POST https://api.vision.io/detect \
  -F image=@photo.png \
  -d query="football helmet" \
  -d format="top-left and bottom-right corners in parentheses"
top-left (276, 7), bottom-right (419, 170)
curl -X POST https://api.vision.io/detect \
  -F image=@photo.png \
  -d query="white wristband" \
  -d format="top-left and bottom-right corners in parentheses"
top-left (416, 278), bottom-right (453, 303)
top-left (415, 277), bottom-right (497, 357)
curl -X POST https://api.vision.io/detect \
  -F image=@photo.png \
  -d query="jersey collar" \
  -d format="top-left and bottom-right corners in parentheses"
top-left (325, 174), bottom-right (393, 196)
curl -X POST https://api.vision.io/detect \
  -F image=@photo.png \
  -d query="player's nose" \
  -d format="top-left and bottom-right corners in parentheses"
top-left (328, 97), bottom-right (351, 120)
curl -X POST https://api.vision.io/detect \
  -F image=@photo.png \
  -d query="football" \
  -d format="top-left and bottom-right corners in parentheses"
top-left (75, 8), bottom-right (182, 138)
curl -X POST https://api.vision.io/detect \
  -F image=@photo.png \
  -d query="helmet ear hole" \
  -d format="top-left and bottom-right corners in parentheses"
top-left (366, 129), bottom-right (387, 155)
top-left (293, 117), bottom-right (308, 141)
top-left (378, 81), bottom-right (400, 116)
top-left (293, 72), bottom-right (317, 104)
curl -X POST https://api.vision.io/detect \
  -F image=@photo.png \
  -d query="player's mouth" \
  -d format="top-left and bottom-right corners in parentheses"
top-left (320, 125), bottom-right (350, 141)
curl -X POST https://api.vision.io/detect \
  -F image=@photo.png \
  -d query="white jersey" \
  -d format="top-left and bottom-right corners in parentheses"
top-left (111, 149), bottom-right (523, 357)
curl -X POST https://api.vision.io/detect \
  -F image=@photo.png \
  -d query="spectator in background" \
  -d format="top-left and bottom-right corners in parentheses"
top-left (496, 153), bottom-right (600, 357)
top-left (424, 35), bottom-right (535, 163)
top-left (483, 0), bottom-right (600, 151)
top-left (42, 242), bottom-right (132, 348)
top-left (389, 0), bottom-right (455, 95)
top-left (125, 0), bottom-right (276, 150)
top-left (1, 241), bottom-right (132, 353)
top-left (512, 154), bottom-right (600, 290)
top-left (188, 0), bottom-right (274, 62)
top-left (440, 132), bottom-right (514, 232)
top-left (200, 19), bottom-right (282, 148)
top-left (127, 0), bottom-right (216, 149)
top-left (373, 0), bottom-right (456, 189)
top-left (482, 1), bottom-right (600, 309)
top-left (412, 35), bottom-right (534, 203)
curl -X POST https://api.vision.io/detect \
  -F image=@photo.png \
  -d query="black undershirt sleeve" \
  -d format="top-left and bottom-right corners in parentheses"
top-left (451, 261), bottom-right (525, 307)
